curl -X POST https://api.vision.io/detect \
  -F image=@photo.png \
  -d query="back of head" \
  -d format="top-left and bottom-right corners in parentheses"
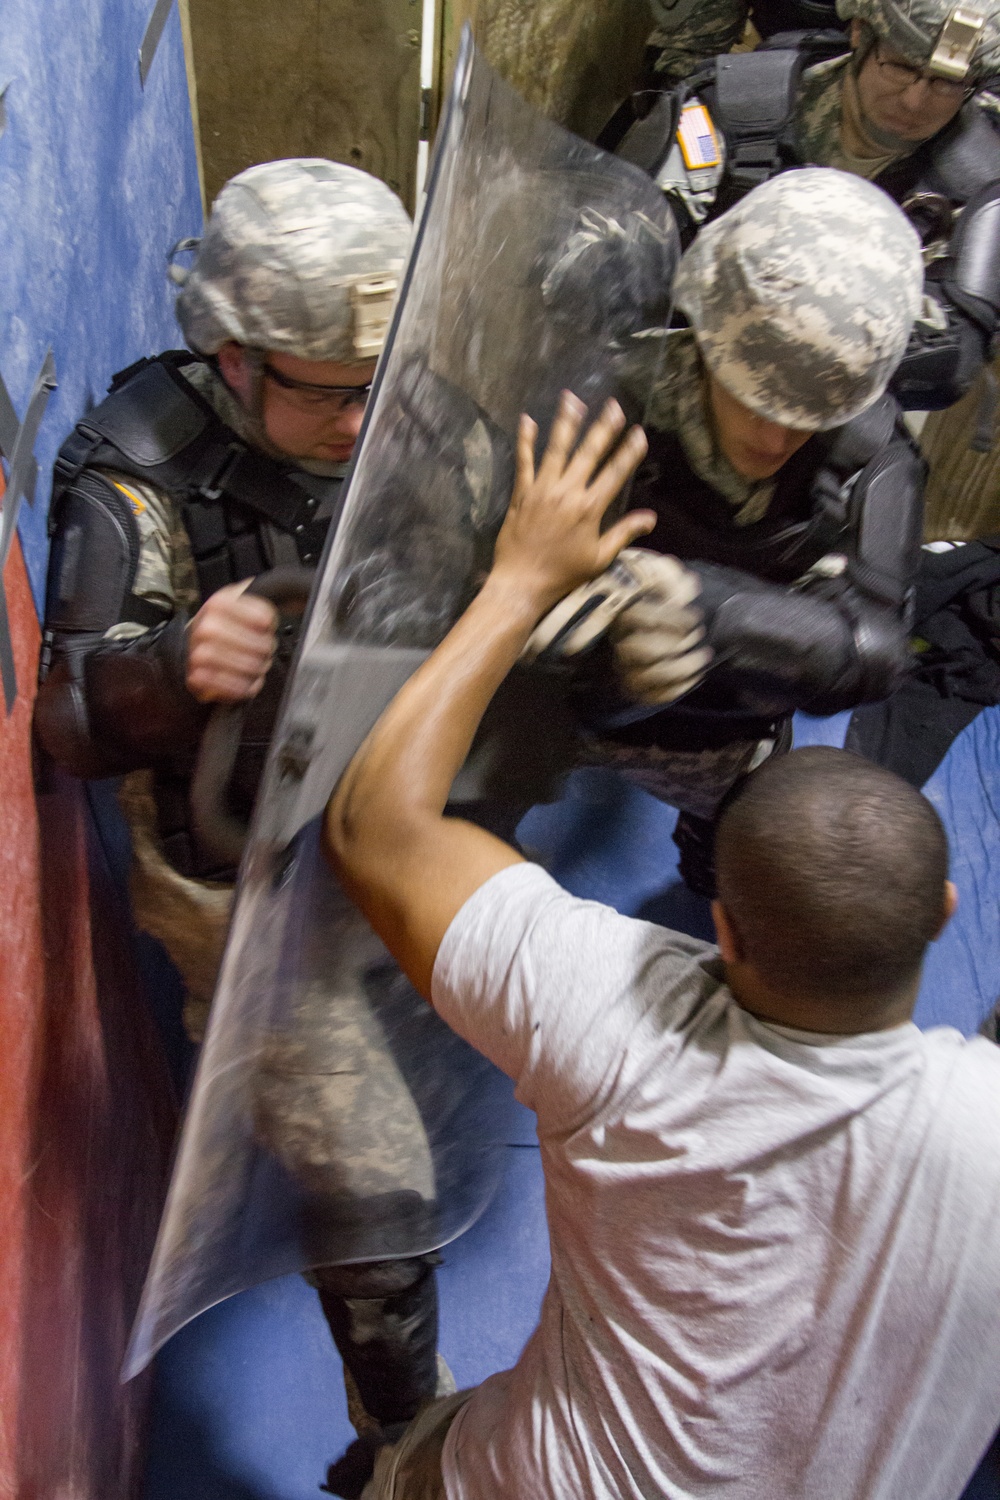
top-left (176, 158), bottom-right (413, 364)
top-left (716, 747), bottom-right (949, 1012)
top-left (837, 0), bottom-right (1000, 84)
top-left (672, 168), bottom-right (923, 429)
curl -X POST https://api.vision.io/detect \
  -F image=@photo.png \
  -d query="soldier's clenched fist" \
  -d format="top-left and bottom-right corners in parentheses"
top-left (186, 581), bottom-right (279, 703)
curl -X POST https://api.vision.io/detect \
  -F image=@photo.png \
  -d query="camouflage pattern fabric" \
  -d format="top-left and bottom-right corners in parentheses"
top-left (579, 726), bottom-right (777, 819)
top-left (648, 0), bottom-right (750, 81)
top-left (177, 159), bottom-right (413, 364)
top-left (673, 168), bottom-right (923, 428)
top-left (836, 0), bottom-right (1000, 79)
top-left (644, 329), bottom-right (777, 522)
top-left (100, 469), bottom-right (200, 638)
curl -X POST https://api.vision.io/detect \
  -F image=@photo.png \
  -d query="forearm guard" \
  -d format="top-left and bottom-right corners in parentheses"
top-left (691, 564), bottom-right (910, 718)
top-left (35, 615), bottom-right (208, 778)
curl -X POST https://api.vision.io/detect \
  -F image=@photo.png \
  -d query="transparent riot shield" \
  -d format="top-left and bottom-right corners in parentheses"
top-left (125, 28), bottom-right (679, 1376)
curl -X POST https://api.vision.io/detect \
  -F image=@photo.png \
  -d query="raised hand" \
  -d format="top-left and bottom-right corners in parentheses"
top-left (491, 391), bottom-right (653, 614)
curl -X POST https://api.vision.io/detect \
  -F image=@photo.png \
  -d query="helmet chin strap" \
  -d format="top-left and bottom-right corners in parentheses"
top-left (861, 113), bottom-right (924, 149)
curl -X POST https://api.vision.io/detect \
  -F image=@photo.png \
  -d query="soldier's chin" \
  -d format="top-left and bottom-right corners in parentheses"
top-left (311, 442), bottom-right (357, 461)
top-left (863, 110), bottom-right (934, 149)
top-left (731, 447), bottom-right (786, 480)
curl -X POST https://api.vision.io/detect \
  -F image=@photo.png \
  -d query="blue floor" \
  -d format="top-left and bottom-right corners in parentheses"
top-left (144, 710), bottom-right (1000, 1499)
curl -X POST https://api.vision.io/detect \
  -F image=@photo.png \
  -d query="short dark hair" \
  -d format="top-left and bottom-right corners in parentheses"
top-left (715, 748), bottom-right (949, 1006)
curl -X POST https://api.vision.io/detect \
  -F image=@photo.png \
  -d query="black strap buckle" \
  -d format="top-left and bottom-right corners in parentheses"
top-left (197, 441), bottom-right (246, 502)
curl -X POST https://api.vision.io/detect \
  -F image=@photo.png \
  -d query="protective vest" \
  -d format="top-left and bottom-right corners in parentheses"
top-left (50, 351), bottom-right (340, 607)
top-left (40, 353), bottom-right (344, 880)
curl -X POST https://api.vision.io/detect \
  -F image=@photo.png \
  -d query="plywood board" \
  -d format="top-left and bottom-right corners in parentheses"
top-left (439, 0), bottom-right (651, 141)
top-left (188, 0), bottom-right (423, 209)
top-left (921, 368), bottom-right (1000, 540)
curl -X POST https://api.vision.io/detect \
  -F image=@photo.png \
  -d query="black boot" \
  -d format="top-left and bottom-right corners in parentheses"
top-left (313, 1257), bottom-right (442, 1498)
top-left (672, 810), bottom-right (718, 898)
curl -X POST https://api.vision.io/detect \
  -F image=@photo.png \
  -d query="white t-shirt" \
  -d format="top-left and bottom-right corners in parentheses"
top-left (431, 864), bottom-right (1000, 1500)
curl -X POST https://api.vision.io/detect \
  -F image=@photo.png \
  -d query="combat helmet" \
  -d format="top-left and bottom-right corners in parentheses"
top-left (673, 168), bottom-right (923, 430)
top-left (176, 159), bottom-right (413, 366)
top-left (836, 0), bottom-right (1000, 83)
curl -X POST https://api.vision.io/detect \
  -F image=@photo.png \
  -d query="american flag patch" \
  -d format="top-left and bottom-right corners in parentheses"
top-left (677, 102), bottom-right (721, 170)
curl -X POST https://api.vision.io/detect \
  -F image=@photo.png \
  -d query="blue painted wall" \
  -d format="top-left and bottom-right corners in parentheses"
top-left (0, 0), bottom-right (203, 611)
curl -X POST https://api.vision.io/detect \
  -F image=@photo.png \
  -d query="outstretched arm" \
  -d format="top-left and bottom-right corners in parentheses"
top-left (324, 393), bottom-right (651, 998)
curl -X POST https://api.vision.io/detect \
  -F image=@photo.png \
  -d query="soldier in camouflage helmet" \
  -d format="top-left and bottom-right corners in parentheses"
top-left (35, 161), bottom-right (464, 1496)
top-left (527, 169), bottom-right (926, 893)
top-left (611, 0), bottom-right (1000, 416)
top-left (672, 167), bottom-right (923, 426)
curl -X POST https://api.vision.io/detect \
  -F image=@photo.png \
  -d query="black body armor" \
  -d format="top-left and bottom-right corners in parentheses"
top-left (36, 354), bottom-right (345, 877)
top-left (611, 34), bottom-right (1000, 411)
top-left (576, 394), bottom-right (925, 748)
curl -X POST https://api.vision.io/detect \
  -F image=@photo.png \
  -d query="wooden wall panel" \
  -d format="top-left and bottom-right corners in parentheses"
top-left (188, 0), bottom-right (423, 209)
top-left (920, 368), bottom-right (1000, 541)
top-left (439, 0), bottom-right (651, 140)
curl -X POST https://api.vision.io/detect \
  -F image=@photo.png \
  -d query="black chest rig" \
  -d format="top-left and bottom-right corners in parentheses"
top-left (51, 351), bottom-right (341, 603)
top-left (619, 33), bottom-right (1000, 222)
top-left (698, 38), bottom-right (1000, 214)
top-left (634, 424), bottom-right (850, 585)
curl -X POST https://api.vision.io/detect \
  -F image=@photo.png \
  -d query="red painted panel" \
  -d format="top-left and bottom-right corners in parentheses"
top-left (0, 509), bottom-right (176, 1498)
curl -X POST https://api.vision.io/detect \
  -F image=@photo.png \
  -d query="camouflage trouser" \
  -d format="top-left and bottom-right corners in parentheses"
top-left (362, 1392), bottom-right (472, 1500)
top-left (580, 730), bottom-right (780, 822)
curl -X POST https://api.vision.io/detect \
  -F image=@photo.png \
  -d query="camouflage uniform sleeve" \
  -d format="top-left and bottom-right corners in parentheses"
top-left (648, 0), bottom-right (750, 83)
top-left (98, 468), bottom-right (201, 640)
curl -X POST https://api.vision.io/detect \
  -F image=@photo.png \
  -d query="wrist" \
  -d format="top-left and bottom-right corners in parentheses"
top-left (480, 566), bottom-right (561, 630)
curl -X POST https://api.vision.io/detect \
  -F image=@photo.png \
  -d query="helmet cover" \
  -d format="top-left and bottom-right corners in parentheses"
top-left (673, 167), bottom-right (924, 429)
top-left (836, 0), bottom-right (1000, 82)
top-left (177, 159), bottom-right (413, 364)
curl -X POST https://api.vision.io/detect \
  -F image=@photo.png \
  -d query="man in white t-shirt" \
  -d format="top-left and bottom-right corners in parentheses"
top-left (325, 392), bottom-right (1000, 1500)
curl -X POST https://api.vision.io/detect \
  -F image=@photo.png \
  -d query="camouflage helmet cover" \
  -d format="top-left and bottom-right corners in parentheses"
top-left (835, 0), bottom-right (1000, 81)
top-left (673, 168), bottom-right (923, 430)
top-left (176, 159), bottom-right (413, 364)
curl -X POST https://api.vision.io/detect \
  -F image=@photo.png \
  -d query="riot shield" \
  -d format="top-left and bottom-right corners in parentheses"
top-left (125, 28), bottom-right (679, 1376)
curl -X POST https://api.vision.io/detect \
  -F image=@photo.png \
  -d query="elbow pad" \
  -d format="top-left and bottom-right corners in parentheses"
top-left (35, 615), bottom-right (206, 778)
top-left (693, 565), bottom-right (910, 716)
top-left (944, 179), bottom-right (1000, 339)
top-left (890, 294), bottom-right (989, 410)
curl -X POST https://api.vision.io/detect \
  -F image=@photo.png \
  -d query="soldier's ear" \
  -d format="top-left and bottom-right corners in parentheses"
top-left (849, 18), bottom-right (863, 49)
top-left (217, 342), bottom-right (249, 398)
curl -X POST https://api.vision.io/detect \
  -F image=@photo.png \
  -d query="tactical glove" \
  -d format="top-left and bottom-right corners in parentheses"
top-left (523, 548), bottom-right (711, 705)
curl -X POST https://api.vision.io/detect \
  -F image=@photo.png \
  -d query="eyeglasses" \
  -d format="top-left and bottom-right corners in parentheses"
top-left (872, 44), bottom-right (974, 100)
top-left (261, 362), bottom-right (373, 414)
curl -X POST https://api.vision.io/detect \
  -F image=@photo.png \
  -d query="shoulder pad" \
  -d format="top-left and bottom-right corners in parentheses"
top-left (80, 358), bottom-right (209, 468)
top-left (45, 471), bottom-right (143, 634)
top-left (616, 90), bottom-right (682, 179)
top-left (714, 48), bottom-right (803, 133)
top-left (923, 105), bottom-right (1000, 204)
top-left (847, 441), bottom-right (925, 610)
top-left (757, 25), bottom-right (849, 60)
top-left (822, 394), bottom-right (903, 475)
